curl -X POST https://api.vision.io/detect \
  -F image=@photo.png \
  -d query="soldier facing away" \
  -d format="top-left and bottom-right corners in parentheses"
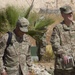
top-left (0, 17), bottom-right (32, 75)
top-left (50, 5), bottom-right (75, 75)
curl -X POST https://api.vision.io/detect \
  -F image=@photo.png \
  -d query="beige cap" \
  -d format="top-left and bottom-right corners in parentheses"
top-left (60, 5), bottom-right (73, 14)
top-left (17, 17), bottom-right (29, 32)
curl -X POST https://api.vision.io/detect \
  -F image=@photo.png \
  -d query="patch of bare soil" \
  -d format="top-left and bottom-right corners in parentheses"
top-left (34, 60), bottom-right (54, 72)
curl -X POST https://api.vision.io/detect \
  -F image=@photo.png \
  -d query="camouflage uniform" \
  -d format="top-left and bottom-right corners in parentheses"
top-left (50, 21), bottom-right (75, 75)
top-left (37, 32), bottom-right (47, 61)
top-left (0, 17), bottom-right (32, 75)
top-left (40, 33), bottom-right (47, 55)
top-left (50, 5), bottom-right (75, 75)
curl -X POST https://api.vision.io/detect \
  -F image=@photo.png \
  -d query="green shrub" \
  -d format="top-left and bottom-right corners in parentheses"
top-left (0, 10), bottom-right (8, 32)
top-left (6, 6), bottom-right (20, 30)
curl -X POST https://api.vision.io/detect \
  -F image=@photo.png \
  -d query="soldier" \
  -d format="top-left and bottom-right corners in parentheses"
top-left (0, 17), bottom-right (32, 75)
top-left (40, 32), bottom-right (47, 60)
top-left (37, 32), bottom-right (47, 61)
top-left (50, 5), bottom-right (75, 75)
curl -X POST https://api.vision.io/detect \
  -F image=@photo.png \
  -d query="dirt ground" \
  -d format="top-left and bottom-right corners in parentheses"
top-left (35, 60), bottom-right (54, 71)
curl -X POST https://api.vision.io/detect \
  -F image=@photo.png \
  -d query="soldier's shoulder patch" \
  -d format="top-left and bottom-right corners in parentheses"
top-left (0, 36), bottom-right (5, 48)
top-left (3, 33), bottom-right (9, 41)
top-left (0, 36), bottom-right (2, 42)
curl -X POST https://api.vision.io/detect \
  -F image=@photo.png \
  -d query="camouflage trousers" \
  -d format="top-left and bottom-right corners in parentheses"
top-left (54, 69), bottom-right (75, 75)
top-left (7, 66), bottom-right (23, 75)
top-left (7, 71), bottom-right (23, 75)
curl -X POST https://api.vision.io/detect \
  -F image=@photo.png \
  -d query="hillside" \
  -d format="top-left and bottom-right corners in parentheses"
top-left (0, 0), bottom-right (75, 12)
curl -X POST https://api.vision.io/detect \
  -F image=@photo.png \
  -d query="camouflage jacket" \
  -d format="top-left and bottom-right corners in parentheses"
top-left (0, 32), bottom-right (32, 75)
top-left (50, 21), bottom-right (75, 70)
top-left (40, 33), bottom-right (48, 55)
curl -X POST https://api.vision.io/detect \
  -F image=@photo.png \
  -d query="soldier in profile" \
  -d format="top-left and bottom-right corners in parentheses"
top-left (0, 17), bottom-right (32, 75)
top-left (50, 5), bottom-right (75, 75)
top-left (36, 32), bottom-right (47, 61)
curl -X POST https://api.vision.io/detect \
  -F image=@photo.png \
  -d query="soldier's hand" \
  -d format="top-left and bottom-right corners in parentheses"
top-left (1, 69), bottom-right (7, 75)
top-left (28, 73), bottom-right (32, 75)
top-left (28, 72), bottom-right (32, 75)
top-left (62, 55), bottom-right (69, 64)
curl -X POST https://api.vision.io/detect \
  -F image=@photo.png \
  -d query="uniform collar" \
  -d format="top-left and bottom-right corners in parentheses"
top-left (61, 20), bottom-right (75, 31)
